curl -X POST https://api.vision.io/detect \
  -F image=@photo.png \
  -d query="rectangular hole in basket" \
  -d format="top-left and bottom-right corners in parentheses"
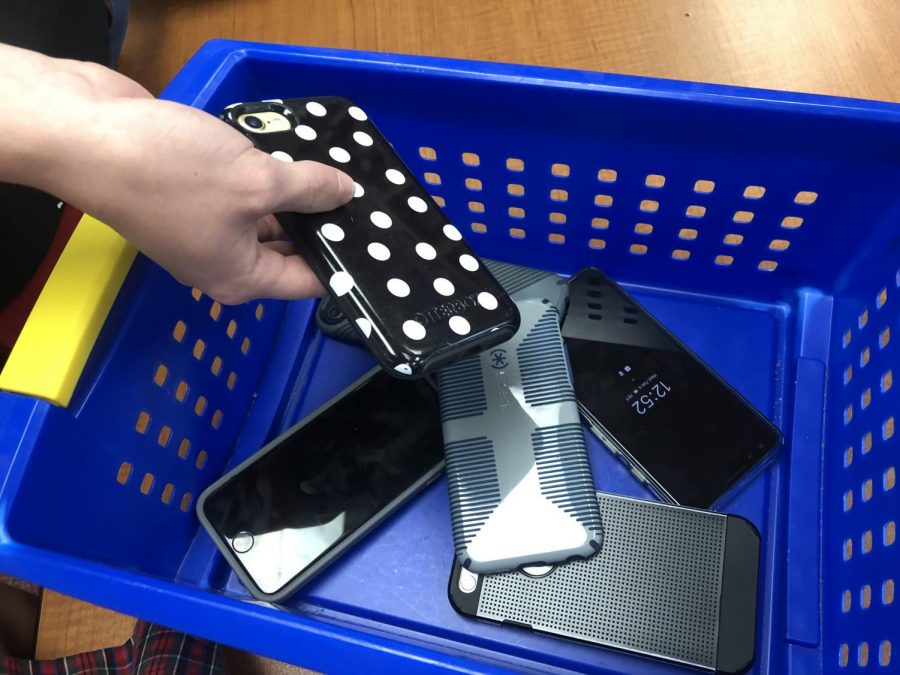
top-left (591, 217), bottom-right (609, 230)
top-left (861, 347), bottom-right (871, 367)
top-left (589, 239), bottom-right (606, 250)
top-left (241, 337), bottom-right (251, 355)
top-left (686, 205), bottom-right (706, 218)
top-left (157, 425), bottom-right (172, 447)
top-left (843, 490), bottom-right (853, 512)
top-left (880, 641), bottom-right (892, 667)
top-left (859, 309), bottom-right (869, 329)
top-left (597, 168), bottom-right (617, 183)
top-left (177, 438), bottom-right (191, 460)
top-left (255, 303), bottom-right (264, 321)
top-left (878, 287), bottom-right (888, 309)
top-left (506, 158), bottom-right (524, 172)
top-left (843, 330), bottom-right (852, 348)
top-left (862, 389), bottom-right (872, 410)
top-left (881, 327), bottom-right (891, 349)
top-left (679, 228), bottom-right (698, 240)
top-left (509, 228), bottom-right (526, 240)
top-left (226, 320), bottom-right (237, 339)
top-left (209, 302), bottom-right (222, 321)
top-left (645, 174), bottom-right (665, 188)
top-left (639, 199), bottom-right (658, 213)
top-left (885, 521), bottom-right (896, 547)
top-left (549, 212), bottom-right (566, 224)
top-left (153, 364), bottom-right (168, 387)
top-left (862, 532), bottom-right (873, 555)
top-left (548, 233), bottom-right (565, 245)
top-left (432, 196), bottom-right (446, 207)
top-left (226, 372), bottom-right (237, 390)
top-left (211, 410), bottom-right (223, 430)
top-left (840, 643), bottom-right (848, 667)
top-left (842, 589), bottom-right (851, 612)
top-left (882, 370), bottom-right (893, 392)
top-left (885, 467), bottom-right (896, 491)
top-left (595, 194), bottom-right (613, 208)
top-left (465, 178), bottom-right (482, 191)
top-left (863, 478), bottom-right (873, 501)
top-left (884, 579), bottom-right (895, 605)
top-left (630, 244), bottom-right (648, 255)
top-left (172, 321), bottom-right (187, 343)
top-left (507, 183), bottom-right (525, 196)
top-left (861, 583), bottom-right (872, 606)
top-left (175, 381), bottom-right (188, 402)
top-left (782, 216), bottom-right (803, 229)
top-left (734, 210), bottom-right (754, 224)
top-left (795, 190), bottom-right (818, 205)
top-left (743, 185), bottom-right (766, 199)
top-left (508, 206), bottom-right (525, 219)
top-left (694, 179), bottom-right (715, 193)
top-left (211, 356), bottom-right (223, 376)
top-left (192, 339), bottom-right (205, 360)
top-left (179, 493), bottom-right (193, 512)
top-left (550, 188), bottom-right (568, 202)
top-left (116, 462), bottom-right (133, 485)
top-left (471, 223), bottom-right (487, 234)
top-left (758, 260), bottom-right (778, 272)
top-left (551, 163), bottom-right (570, 177)
top-left (634, 223), bottom-right (653, 235)
top-left (196, 450), bottom-right (208, 470)
top-left (140, 473), bottom-right (155, 496)
top-left (462, 152), bottom-right (480, 167)
top-left (844, 404), bottom-right (853, 424)
top-left (844, 538), bottom-right (853, 561)
top-left (844, 446), bottom-right (853, 467)
top-left (715, 255), bottom-right (734, 267)
top-left (770, 239), bottom-right (790, 251)
top-left (419, 147), bottom-right (437, 161)
top-left (672, 249), bottom-right (690, 261)
top-left (468, 201), bottom-right (484, 213)
top-left (424, 172), bottom-right (441, 185)
top-left (190, 288), bottom-right (202, 302)
top-left (194, 395), bottom-right (207, 416)
top-left (161, 483), bottom-right (175, 505)
top-left (863, 431), bottom-right (873, 453)
top-left (135, 411), bottom-right (150, 434)
top-left (724, 234), bottom-right (744, 246)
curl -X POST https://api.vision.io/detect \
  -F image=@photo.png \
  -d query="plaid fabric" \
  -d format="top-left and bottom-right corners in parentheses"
top-left (0, 621), bottom-right (225, 675)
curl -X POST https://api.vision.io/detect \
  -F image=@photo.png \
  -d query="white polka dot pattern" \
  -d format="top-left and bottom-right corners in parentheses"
top-left (459, 254), bottom-right (480, 271)
top-left (443, 224), bottom-right (462, 241)
top-left (348, 106), bottom-right (368, 121)
top-left (394, 363), bottom-right (413, 375)
top-left (353, 182), bottom-right (364, 198)
top-left (295, 125), bottom-right (316, 141)
top-left (320, 223), bottom-right (344, 242)
top-left (402, 321), bottom-right (426, 341)
top-left (353, 131), bottom-right (373, 147)
top-left (449, 316), bottom-right (471, 335)
top-left (367, 242), bottom-right (391, 261)
top-left (355, 318), bottom-right (372, 338)
top-left (408, 196), bottom-right (428, 213)
top-left (306, 101), bottom-right (327, 117)
top-left (385, 169), bottom-right (406, 185)
top-left (271, 150), bottom-right (293, 163)
top-left (329, 271), bottom-right (354, 297)
top-left (329, 147), bottom-right (351, 163)
top-left (370, 211), bottom-right (392, 229)
top-left (478, 292), bottom-right (499, 310)
top-left (387, 278), bottom-right (410, 297)
top-left (433, 278), bottom-right (455, 296)
top-left (415, 242), bottom-right (437, 260)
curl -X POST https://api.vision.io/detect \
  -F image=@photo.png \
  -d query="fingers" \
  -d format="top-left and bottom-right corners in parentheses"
top-left (256, 214), bottom-right (287, 242)
top-left (269, 159), bottom-right (354, 214)
top-left (230, 243), bottom-right (325, 303)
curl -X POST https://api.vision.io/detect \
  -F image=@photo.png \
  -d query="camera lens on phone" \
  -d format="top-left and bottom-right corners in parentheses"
top-left (243, 115), bottom-right (264, 129)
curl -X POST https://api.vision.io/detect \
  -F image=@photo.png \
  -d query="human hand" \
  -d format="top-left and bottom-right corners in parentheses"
top-left (1, 44), bottom-right (353, 304)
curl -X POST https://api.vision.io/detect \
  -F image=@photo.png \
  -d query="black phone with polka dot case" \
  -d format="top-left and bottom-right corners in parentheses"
top-left (221, 97), bottom-right (519, 378)
top-left (449, 492), bottom-right (760, 674)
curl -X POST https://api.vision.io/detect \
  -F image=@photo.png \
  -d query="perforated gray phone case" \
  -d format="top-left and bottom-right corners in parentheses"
top-left (450, 493), bottom-right (760, 673)
top-left (437, 269), bottom-right (603, 574)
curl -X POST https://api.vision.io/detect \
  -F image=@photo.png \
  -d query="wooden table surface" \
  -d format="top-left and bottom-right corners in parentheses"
top-left (121, 0), bottom-right (900, 102)
top-left (43, 0), bottom-right (900, 663)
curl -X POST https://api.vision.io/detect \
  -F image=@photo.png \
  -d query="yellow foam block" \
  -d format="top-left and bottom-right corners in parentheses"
top-left (0, 215), bottom-right (136, 407)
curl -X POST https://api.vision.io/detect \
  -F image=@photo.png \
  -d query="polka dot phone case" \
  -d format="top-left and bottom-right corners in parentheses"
top-left (221, 97), bottom-right (520, 378)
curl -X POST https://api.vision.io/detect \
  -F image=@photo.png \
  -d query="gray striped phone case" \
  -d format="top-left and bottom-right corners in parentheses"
top-left (437, 264), bottom-right (603, 574)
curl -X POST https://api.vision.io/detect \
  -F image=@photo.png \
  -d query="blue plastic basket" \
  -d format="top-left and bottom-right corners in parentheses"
top-left (2, 39), bottom-right (899, 673)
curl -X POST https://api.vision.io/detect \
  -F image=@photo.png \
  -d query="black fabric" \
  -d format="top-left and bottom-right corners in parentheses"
top-left (0, 0), bottom-right (110, 308)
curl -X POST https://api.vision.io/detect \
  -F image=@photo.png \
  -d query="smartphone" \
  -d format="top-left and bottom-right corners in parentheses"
top-left (197, 368), bottom-right (444, 601)
top-left (561, 268), bottom-right (782, 509)
top-left (221, 97), bottom-right (519, 378)
top-left (449, 492), bottom-right (760, 674)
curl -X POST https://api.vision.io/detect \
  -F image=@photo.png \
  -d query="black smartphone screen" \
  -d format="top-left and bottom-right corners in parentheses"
top-left (562, 269), bottom-right (781, 508)
top-left (201, 370), bottom-right (443, 596)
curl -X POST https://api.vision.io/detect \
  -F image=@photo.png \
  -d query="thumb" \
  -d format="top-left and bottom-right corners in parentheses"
top-left (240, 243), bottom-right (326, 302)
top-left (270, 158), bottom-right (354, 213)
